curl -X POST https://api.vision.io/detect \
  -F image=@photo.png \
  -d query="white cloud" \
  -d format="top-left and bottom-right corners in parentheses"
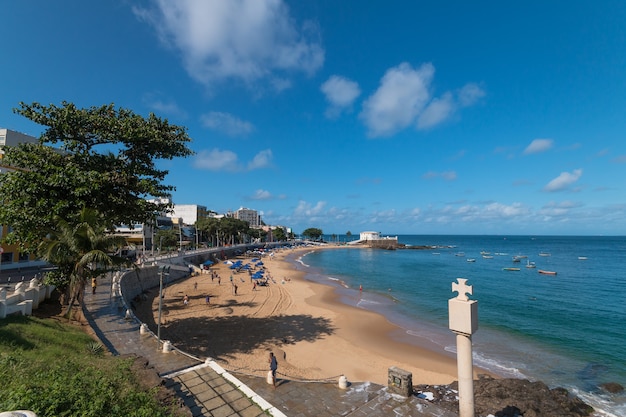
top-left (524, 138), bottom-right (554, 155)
top-left (543, 169), bottom-right (583, 192)
top-left (251, 189), bottom-right (272, 200)
top-left (134, 0), bottom-right (324, 89)
top-left (247, 149), bottom-right (273, 170)
top-left (193, 148), bottom-right (272, 171)
top-left (417, 92), bottom-right (455, 129)
top-left (422, 170), bottom-right (457, 181)
top-left (200, 111), bottom-right (255, 136)
top-left (142, 93), bottom-right (187, 118)
top-left (321, 75), bottom-right (361, 118)
top-left (193, 149), bottom-right (240, 171)
top-left (293, 200), bottom-right (327, 217)
top-left (458, 83), bottom-right (486, 107)
top-left (360, 63), bottom-right (485, 137)
top-left (360, 62), bottom-right (434, 137)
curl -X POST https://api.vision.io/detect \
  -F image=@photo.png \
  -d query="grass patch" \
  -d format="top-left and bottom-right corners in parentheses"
top-left (0, 315), bottom-right (183, 417)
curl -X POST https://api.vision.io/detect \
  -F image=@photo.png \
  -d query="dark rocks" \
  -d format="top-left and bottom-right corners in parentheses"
top-left (599, 382), bottom-right (624, 394)
top-left (414, 375), bottom-right (595, 417)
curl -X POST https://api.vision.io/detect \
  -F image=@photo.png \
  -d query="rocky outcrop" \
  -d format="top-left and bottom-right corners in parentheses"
top-left (599, 382), bottom-right (624, 394)
top-left (414, 375), bottom-right (594, 417)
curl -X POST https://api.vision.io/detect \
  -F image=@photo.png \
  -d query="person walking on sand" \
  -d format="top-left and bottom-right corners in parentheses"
top-left (205, 294), bottom-right (210, 305)
top-left (269, 352), bottom-right (278, 388)
top-left (91, 278), bottom-right (97, 294)
top-left (183, 294), bottom-right (189, 306)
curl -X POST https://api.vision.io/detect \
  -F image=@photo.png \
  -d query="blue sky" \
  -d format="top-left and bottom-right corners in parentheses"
top-left (2, 1), bottom-right (626, 235)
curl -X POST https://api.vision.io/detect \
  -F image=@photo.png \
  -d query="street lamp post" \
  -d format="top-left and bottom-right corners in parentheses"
top-left (159, 236), bottom-right (165, 257)
top-left (157, 265), bottom-right (170, 350)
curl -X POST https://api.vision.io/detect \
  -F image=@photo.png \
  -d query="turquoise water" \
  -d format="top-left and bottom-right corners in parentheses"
top-left (293, 235), bottom-right (626, 416)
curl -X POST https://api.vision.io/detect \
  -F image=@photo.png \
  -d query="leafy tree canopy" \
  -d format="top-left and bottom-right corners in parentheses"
top-left (272, 227), bottom-right (286, 241)
top-left (0, 101), bottom-right (194, 249)
top-left (196, 217), bottom-right (254, 245)
top-left (302, 227), bottom-right (323, 240)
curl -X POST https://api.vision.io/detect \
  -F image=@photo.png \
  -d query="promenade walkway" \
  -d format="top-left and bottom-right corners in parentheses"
top-left (81, 267), bottom-right (458, 417)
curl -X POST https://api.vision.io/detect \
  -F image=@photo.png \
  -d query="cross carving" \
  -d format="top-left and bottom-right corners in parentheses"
top-left (452, 278), bottom-right (473, 301)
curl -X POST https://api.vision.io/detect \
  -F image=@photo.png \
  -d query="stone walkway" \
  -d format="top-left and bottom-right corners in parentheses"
top-left (82, 269), bottom-right (458, 417)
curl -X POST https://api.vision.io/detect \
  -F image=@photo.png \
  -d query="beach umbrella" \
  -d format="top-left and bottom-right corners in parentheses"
top-left (203, 260), bottom-right (214, 266)
top-left (224, 260), bottom-right (233, 265)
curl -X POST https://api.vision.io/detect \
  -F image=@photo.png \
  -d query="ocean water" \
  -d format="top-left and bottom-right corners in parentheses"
top-left (291, 235), bottom-right (626, 417)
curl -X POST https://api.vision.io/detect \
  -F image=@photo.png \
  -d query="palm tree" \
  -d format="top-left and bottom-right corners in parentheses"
top-left (38, 207), bottom-right (128, 317)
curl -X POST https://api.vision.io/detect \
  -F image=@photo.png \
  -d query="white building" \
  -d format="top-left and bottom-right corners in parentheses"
top-left (360, 231), bottom-right (382, 241)
top-left (234, 207), bottom-right (261, 227)
top-left (169, 204), bottom-right (208, 225)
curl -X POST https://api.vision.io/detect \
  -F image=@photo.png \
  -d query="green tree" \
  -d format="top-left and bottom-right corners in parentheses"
top-left (248, 227), bottom-right (267, 242)
top-left (37, 207), bottom-right (128, 317)
top-left (155, 229), bottom-right (178, 252)
top-left (0, 101), bottom-right (193, 250)
top-left (196, 217), bottom-right (220, 247)
top-left (272, 227), bottom-right (286, 241)
top-left (302, 227), bottom-right (323, 240)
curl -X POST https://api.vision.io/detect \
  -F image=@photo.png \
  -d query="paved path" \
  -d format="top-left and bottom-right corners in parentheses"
top-left (82, 270), bottom-right (458, 417)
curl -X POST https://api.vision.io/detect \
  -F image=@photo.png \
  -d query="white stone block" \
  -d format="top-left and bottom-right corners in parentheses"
top-left (448, 298), bottom-right (478, 335)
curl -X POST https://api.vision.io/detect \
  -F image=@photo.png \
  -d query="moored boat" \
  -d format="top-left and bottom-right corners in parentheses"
top-left (526, 260), bottom-right (536, 269)
top-left (538, 269), bottom-right (557, 275)
top-left (503, 267), bottom-right (520, 271)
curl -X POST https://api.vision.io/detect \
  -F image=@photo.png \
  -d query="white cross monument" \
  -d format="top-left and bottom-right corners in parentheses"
top-left (449, 278), bottom-right (478, 417)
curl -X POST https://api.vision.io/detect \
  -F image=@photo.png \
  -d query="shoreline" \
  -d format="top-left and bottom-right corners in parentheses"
top-left (137, 245), bottom-right (489, 386)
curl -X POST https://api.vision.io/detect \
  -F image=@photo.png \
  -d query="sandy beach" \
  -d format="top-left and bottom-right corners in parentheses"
top-left (135, 246), bottom-right (471, 386)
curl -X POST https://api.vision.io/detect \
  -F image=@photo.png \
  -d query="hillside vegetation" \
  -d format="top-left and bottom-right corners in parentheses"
top-left (0, 314), bottom-right (181, 417)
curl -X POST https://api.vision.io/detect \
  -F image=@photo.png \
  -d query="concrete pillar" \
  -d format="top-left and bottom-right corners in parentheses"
top-left (448, 278), bottom-right (478, 417)
top-left (162, 340), bottom-right (172, 353)
top-left (456, 333), bottom-right (475, 417)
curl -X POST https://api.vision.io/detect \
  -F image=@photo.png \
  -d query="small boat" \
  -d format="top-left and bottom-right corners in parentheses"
top-left (512, 257), bottom-right (521, 263)
top-left (526, 260), bottom-right (536, 269)
top-left (539, 252), bottom-right (551, 257)
top-left (480, 251), bottom-right (490, 255)
top-left (466, 258), bottom-right (476, 263)
top-left (482, 255), bottom-right (493, 259)
top-left (578, 256), bottom-right (588, 260)
top-left (503, 267), bottom-right (520, 271)
top-left (455, 252), bottom-right (465, 257)
top-left (538, 270), bottom-right (557, 275)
